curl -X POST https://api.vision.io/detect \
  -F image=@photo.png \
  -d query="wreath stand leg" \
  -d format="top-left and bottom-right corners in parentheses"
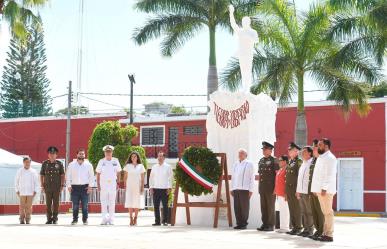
top-left (170, 153), bottom-right (232, 228)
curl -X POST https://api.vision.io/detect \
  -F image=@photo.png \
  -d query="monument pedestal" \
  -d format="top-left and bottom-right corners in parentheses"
top-left (175, 90), bottom-right (277, 228)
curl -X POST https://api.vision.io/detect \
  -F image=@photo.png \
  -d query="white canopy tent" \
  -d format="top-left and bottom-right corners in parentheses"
top-left (0, 148), bottom-right (41, 204)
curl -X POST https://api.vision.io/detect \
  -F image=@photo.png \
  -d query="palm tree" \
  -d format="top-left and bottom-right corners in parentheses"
top-left (221, 0), bottom-right (382, 146)
top-left (132, 0), bottom-right (259, 99)
top-left (0, 0), bottom-right (48, 38)
top-left (328, 0), bottom-right (386, 66)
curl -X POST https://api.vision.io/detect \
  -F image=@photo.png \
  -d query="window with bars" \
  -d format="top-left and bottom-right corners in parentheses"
top-left (183, 126), bottom-right (203, 135)
top-left (140, 126), bottom-right (165, 146)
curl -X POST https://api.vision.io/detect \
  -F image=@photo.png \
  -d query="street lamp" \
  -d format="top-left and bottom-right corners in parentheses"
top-left (128, 74), bottom-right (136, 124)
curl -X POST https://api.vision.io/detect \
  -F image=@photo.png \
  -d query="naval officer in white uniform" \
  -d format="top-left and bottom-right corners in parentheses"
top-left (96, 145), bottom-right (121, 225)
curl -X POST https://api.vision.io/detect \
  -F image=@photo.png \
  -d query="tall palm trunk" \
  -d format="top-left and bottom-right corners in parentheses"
top-left (295, 72), bottom-right (307, 147)
top-left (207, 26), bottom-right (218, 100)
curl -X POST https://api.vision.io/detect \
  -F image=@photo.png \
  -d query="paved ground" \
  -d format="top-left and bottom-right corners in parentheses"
top-left (0, 211), bottom-right (386, 249)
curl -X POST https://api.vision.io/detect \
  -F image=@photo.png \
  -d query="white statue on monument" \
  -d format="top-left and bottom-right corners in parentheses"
top-left (229, 4), bottom-right (258, 93)
top-left (176, 6), bottom-right (277, 228)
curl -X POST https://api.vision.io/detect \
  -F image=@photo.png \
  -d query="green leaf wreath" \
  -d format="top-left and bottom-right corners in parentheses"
top-left (175, 146), bottom-right (222, 196)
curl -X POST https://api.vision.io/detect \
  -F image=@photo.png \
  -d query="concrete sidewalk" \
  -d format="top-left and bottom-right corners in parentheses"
top-left (0, 211), bottom-right (386, 249)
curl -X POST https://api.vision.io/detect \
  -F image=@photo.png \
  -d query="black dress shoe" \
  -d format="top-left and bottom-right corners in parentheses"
top-left (234, 225), bottom-right (241, 229)
top-left (19, 220), bottom-right (25, 224)
top-left (152, 223), bottom-right (161, 226)
top-left (239, 226), bottom-right (247, 230)
top-left (263, 227), bottom-right (274, 232)
top-left (286, 229), bottom-right (294, 235)
top-left (53, 220), bottom-right (58, 225)
top-left (319, 235), bottom-right (333, 242)
top-left (308, 232), bottom-right (321, 240)
top-left (288, 229), bottom-right (301, 235)
top-left (297, 230), bottom-right (310, 237)
top-left (45, 220), bottom-right (52, 224)
top-left (71, 220), bottom-right (78, 225)
top-left (257, 225), bottom-right (265, 231)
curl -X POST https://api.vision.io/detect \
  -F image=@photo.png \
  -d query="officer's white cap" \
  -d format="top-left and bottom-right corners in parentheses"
top-left (103, 145), bottom-right (114, 152)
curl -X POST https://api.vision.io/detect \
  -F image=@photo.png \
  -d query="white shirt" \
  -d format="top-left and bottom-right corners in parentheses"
top-left (311, 151), bottom-right (337, 194)
top-left (296, 158), bottom-right (313, 194)
top-left (15, 167), bottom-right (39, 196)
top-left (231, 159), bottom-right (255, 192)
top-left (149, 162), bottom-right (172, 189)
top-left (66, 159), bottom-right (94, 186)
top-left (96, 157), bottom-right (121, 191)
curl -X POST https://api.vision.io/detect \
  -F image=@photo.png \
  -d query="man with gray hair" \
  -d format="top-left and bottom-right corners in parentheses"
top-left (231, 148), bottom-right (255, 229)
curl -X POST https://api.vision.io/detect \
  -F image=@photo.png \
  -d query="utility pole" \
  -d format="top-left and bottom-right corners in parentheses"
top-left (65, 81), bottom-right (72, 168)
top-left (128, 74), bottom-right (136, 124)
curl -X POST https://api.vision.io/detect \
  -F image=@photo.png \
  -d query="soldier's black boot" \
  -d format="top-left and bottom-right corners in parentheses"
top-left (263, 227), bottom-right (274, 232)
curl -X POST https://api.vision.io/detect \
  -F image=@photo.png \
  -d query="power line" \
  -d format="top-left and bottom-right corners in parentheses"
top-left (52, 94), bottom-right (68, 99)
top-left (79, 92), bottom-right (207, 97)
top-left (79, 94), bottom-right (127, 109)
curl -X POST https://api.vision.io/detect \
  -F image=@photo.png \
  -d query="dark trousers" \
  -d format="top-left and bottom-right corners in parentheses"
top-left (153, 189), bottom-right (169, 224)
top-left (260, 192), bottom-right (276, 228)
top-left (287, 191), bottom-right (302, 230)
top-left (45, 191), bottom-right (60, 221)
top-left (310, 194), bottom-right (324, 235)
top-left (233, 190), bottom-right (250, 227)
top-left (71, 185), bottom-right (89, 222)
top-left (299, 194), bottom-right (314, 233)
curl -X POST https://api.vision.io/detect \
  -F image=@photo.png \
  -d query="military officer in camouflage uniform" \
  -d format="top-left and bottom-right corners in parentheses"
top-left (308, 139), bottom-right (325, 240)
top-left (257, 141), bottom-right (279, 231)
top-left (40, 146), bottom-right (65, 224)
top-left (285, 142), bottom-right (303, 235)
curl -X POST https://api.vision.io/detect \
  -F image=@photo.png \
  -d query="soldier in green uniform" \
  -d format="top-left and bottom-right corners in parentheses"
top-left (285, 142), bottom-right (303, 235)
top-left (308, 139), bottom-right (325, 240)
top-left (257, 141), bottom-right (279, 231)
top-left (40, 146), bottom-right (65, 224)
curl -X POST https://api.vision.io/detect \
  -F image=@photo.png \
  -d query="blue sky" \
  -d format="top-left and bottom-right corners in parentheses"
top-left (0, 0), bottom-right (367, 113)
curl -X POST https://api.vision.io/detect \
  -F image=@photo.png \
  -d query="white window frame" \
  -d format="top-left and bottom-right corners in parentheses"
top-left (337, 157), bottom-right (364, 212)
top-left (140, 125), bottom-right (165, 147)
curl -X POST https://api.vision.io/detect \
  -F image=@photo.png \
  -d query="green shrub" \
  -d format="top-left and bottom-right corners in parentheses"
top-left (88, 120), bottom-right (141, 168)
top-left (114, 145), bottom-right (147, 169)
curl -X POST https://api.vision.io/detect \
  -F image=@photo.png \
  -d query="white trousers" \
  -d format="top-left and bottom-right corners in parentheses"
top-left (100, 190), bottom-right (117, 223)
top-left (278, 196), bottom-right (290, 230)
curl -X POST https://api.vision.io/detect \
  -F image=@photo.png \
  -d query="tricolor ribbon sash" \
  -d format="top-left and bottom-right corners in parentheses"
top-left (178, 157), bottom-right (215, 190)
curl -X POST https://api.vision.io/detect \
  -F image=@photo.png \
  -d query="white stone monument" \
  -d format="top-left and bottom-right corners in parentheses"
top-left (175, 5), bottom-right (277, 228)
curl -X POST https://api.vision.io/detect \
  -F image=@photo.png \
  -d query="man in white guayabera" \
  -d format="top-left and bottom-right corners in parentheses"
top-left (229, 4), bottom-right (258, 93)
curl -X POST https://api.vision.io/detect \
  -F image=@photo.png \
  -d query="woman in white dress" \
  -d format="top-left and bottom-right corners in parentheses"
top-left (123, 151), bottom-right (145, 226)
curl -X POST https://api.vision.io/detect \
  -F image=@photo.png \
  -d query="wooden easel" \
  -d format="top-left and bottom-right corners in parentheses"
top-left (170, 153), bottom-right (232, 228)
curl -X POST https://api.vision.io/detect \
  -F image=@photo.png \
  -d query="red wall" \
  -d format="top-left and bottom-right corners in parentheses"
top-left (274, 103), bottom-right (386, 212)
top-left (0, 116), bottom-right (126, 163)
top-left (0, 102), bottom-right (385, 212)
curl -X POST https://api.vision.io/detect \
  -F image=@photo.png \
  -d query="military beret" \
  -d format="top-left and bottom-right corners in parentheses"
top-left (261, 141), bottom-right (274, 149)
top-left (103, 145), bottom-right (114, 152)
top-left (47, 146), bottom-right (59, 153)
top-left (288, 142), bottom-right (301, 150)
top-left (279, 155), bottom-right (289, 162)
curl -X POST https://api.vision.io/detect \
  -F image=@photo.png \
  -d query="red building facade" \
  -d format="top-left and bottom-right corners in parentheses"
top-left (0, 98), bottom-right (386, 213)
